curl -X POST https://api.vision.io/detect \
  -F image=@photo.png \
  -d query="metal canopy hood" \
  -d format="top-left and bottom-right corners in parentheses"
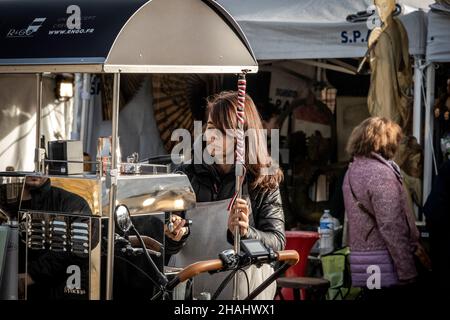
top-left (0, 0), bottom-right (258, 73)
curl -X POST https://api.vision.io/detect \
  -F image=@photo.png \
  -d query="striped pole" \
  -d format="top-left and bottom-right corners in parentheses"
top-left (232, 72), bottom-right (247, 300)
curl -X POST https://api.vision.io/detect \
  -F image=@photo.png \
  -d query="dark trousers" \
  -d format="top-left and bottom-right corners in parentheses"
top-left (428, 222), bottom-right (450, 297)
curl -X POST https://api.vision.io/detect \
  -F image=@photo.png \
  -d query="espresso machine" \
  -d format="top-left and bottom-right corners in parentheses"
top-left (0, 163), bottom-right (195, 300)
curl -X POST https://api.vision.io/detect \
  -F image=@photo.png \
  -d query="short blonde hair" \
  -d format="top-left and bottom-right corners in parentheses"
top-left (346, 117), bottom-right (403, 160)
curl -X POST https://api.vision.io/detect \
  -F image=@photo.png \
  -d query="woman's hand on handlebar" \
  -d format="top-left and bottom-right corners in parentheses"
top-left (228, 198), bottom-right (250, 237)
top-left (165, 215), bottom-right (188, 242)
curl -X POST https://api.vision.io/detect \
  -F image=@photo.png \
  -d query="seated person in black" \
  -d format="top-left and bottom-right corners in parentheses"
top-left (19, 176), bottom-right (93, 300)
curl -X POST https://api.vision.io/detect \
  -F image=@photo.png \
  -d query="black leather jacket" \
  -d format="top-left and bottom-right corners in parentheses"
top-left (172, 164), bottom-right (286, 252)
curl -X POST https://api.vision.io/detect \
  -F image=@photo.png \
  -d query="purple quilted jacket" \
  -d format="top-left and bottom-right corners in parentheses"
top-left (342, 152), bottom-right (419, 288)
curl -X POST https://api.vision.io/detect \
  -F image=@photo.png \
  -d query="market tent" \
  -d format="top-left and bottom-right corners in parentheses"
top-left (427, 2), bottom-right (450, 62)
top-left (0, 0), bottom-right (257, 73)
top-left (217, 0), bottom-right (431, 60)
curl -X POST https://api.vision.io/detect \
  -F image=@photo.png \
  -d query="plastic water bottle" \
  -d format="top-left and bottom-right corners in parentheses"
top-left (196, 292), bottom-right (211, 300)
top-left (319, 209), bottom-right (334, 255)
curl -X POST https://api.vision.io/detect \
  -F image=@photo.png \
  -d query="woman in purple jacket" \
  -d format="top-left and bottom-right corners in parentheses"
top-left (342, 117), bottom-right (422, 299)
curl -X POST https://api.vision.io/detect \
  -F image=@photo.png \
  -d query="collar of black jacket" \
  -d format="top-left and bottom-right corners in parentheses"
top-left (27, 178), bottom-right (52, 208)
top-left (193, 163), bottom-right (254, 187)
top-left (29, 178), bottom-right (52, 196)
top-left (191, 163), bottom-right (235, 184)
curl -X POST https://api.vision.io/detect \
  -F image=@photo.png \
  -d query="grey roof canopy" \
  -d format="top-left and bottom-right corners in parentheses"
top-left (216, 0), bottom-right (431, 60)
top-left (427, 2), bottom-right (450, 62)
top-left (0, 0), bottom-right (258, 73)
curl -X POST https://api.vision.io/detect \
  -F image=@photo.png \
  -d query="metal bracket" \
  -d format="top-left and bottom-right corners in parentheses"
top-left (34, 147), bottom-right (46, 173)
top-left (106, 168), bottom-right (119, 189)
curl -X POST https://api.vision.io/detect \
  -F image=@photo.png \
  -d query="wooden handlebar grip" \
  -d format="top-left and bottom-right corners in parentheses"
top-left (177, 259), bottom-right (224, 283)
top-left (276, 250), bottom-right (299, 266)
top-left (175, 250), bottom-right (298, 283)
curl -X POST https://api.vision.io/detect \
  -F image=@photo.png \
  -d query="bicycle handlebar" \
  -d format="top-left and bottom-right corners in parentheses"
top-left (177, 259), bottom-right (224, 282)
top-left (176, 250), bottom-right (299, 283)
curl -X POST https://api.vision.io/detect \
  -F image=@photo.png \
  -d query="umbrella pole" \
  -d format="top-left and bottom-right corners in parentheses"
top-left (232, 73), bottom-right (247, 300)
top-left (106, 72), bottom-right (121, 300)
top-left (232, 169), bottom-right (242, 300)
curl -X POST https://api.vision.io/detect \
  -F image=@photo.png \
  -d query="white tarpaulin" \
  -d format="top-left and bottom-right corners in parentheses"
top-left (217, 0), bottom-right (431, 60)
top-left (0, 75), bottom-right (166, 171)
top-left (0, 75), bottom-right (72, 171)
top-left (87, 76), bottom-right (166, 162)
top-left (427, 2), bottom-right (450, 62)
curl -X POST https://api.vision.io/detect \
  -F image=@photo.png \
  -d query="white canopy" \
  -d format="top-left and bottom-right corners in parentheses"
top-left (217, 0), bottom-right (432, 60)
top-left (427, 2), bottom-right (450, 62)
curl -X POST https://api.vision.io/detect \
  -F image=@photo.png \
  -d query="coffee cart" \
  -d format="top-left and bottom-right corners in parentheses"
top-left (0, 0), bottom-right (257, 300)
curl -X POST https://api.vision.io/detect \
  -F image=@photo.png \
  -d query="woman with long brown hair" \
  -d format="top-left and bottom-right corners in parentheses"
top-left (166, 91), bottom-right (285, 299)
